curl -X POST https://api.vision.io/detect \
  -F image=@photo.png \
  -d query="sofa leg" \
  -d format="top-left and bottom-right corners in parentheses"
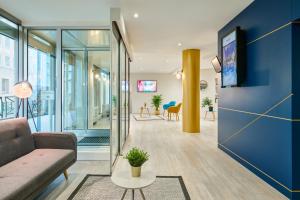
top-left (63, 170), bottom-right (69, 180)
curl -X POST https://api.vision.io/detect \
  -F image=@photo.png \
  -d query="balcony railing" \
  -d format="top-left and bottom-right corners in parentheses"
top-left (0, 95), bottom-right (16, 119)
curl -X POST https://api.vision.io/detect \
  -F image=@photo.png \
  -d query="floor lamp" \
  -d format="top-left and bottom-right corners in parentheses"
top-left (13, 81), bottom-right (38, 131)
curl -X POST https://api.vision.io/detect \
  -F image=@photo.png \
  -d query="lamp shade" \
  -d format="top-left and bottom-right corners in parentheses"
top-left (13, 81), bottom-right (33, 99)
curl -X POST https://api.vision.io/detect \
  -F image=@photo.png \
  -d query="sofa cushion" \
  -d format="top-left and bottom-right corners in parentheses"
top-left (0, 149), bottom-right (75, 200)
top-left (0, 118), bottom-right (34, 167)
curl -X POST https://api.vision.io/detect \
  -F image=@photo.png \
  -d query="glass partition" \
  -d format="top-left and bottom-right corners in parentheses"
top-left (63, 50), bottom-right (86, 131)
top-left (120, 42), bottom-right (126, 148)
top-left (125, 53), bottom-right (130, 136)
top-left (88, 51), bottom-right (110, 130)
top-left (0, 16), bottom-right (18, 119)
top-left (62, 30), bottom-right (111, 147)
top-left (111, 31), bottom-right (119, 163)
top-left (27, 30), bottom-right (56, 131)
top-left (111, 25), bottom-right (131, 164)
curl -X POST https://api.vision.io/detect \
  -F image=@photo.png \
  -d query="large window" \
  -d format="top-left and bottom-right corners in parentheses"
top-left (0, 16), bottom-right (18, 119)
top-left (27, 30), bottom-right (56, 131)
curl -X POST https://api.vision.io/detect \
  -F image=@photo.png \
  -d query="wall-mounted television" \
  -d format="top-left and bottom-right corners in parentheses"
top-left (211, 56), bottom-right (222, 73)
top-left (137, 80), bottom-right (157, 92)
top-left (221, 27), bottom-right (246, 87)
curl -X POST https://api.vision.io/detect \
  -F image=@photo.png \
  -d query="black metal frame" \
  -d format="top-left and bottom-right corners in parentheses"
top-left (16, 98), bottom-right (37, 131)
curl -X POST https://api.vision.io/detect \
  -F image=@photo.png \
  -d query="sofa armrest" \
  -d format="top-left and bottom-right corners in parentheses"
top-left (33, 132), bottom-right (77, 153)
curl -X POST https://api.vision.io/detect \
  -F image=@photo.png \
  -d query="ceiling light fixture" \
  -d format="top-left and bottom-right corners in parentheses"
top-left (175, 70), bottom-right (183, 80)
top-left (133, 13), bottom-right (139, 18)
top-left (178, 43), bottom-right (182, 47)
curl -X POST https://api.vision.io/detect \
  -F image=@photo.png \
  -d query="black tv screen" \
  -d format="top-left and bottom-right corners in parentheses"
top-left (221, 27), bottom-right (246, 87)
top-left (211, 56), bottom-right (221, 73)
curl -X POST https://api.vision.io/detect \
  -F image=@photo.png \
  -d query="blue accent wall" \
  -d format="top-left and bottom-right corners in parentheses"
top-left (292, 23), bottom-right (300, 199)
top-left (218, 0), bottom-right (299, 199)
top-left (293, 0), bottom-right (300, 20)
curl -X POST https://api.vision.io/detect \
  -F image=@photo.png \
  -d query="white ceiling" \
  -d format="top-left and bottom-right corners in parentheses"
top-left (121, 0), bottom-right (253, 73)
top-left (0, 0), bottom-right (253, 74)
top-left (0, 0), bottom-right (119, 26)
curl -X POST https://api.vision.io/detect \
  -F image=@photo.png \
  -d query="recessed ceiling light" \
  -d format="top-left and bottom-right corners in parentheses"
top-left (134, 13), bottom-right (139, 18)
top-left (178, 43), bottom-right (182, 47)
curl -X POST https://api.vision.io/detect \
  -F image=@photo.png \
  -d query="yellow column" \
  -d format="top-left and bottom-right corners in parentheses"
top-left (182, 49), bottom-right (200, 133)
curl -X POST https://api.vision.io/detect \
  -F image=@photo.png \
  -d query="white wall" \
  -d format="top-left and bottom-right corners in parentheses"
top-left (130, 73), bottom-right (182, 113)
top-left (200, 69), bottom-right (218, 117)
top-left (130, 69), bottom-right (218, 117)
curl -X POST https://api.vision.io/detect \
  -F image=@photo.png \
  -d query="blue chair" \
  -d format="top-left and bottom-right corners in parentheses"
top-left (163, 101), bottom-right (176, 116)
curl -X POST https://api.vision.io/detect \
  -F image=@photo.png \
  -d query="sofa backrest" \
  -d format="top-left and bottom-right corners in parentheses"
top-left (0, 117), bottom-right (34, 167)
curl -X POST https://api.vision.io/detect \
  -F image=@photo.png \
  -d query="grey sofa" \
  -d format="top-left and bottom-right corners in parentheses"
top-left (0, 117), bottom-right (77, 200)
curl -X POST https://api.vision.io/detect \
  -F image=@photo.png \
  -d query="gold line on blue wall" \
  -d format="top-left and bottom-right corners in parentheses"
top-left (219, 107), bottom-right (300, 122)
top-left (220, 94), bottom-right (293, 145)
top-left (247, 22), bottom-right (292, 45)
top-left (219, 144), bottom-right (300, 193)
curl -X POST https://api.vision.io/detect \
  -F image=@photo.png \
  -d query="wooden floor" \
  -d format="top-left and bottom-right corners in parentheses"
top-left (40, 116), bottom-right (287, 200)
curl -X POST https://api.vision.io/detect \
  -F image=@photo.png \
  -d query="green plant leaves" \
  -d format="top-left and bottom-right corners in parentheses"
top-left (124, 147), bottom-right (149, 167)
top-left (201, 97), bottom-right (213, 108)
top-left (152, 94), bottom-right (162, 110)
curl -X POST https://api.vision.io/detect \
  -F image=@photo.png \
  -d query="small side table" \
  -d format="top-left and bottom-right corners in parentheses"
top-left (140, 106), bottom-right (151, 118)
top-left (204, 111), bottom-right (216, 121)
top-left (111, 170), bottom-right (156, 200)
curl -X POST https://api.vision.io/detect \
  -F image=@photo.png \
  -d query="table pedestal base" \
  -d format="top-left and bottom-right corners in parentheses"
top-left (121, 189), bottom-right (146, 200)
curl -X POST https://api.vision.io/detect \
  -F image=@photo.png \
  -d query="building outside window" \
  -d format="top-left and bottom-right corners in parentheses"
top-left (0, 16), bottom-right (18, 119)
top-left (0, 35), bottom-right (16, 94)
top-left (27, 30), bottom-right (56, 131)
top-left (1, 79), bottom-right (9, 94)
top-left (5, 37), bottom-right (10, 49)
top-left (5, 55), bottom-right (10, 67)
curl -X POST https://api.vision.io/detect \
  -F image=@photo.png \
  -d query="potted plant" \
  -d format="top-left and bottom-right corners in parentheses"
top-left (151, 94), bottom-right (162, 115)
top-left (201, 97), bottom-right (213, 111)
top-left (124, 147), bottom-right (149, 177)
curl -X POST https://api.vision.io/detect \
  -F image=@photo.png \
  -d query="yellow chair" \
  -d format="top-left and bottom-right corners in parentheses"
top-left (167, 103), bottom-right (182, 121)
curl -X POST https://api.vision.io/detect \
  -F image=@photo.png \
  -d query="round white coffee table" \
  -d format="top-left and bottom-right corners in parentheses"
top-left (111, 170), bottom-right (156, 200)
